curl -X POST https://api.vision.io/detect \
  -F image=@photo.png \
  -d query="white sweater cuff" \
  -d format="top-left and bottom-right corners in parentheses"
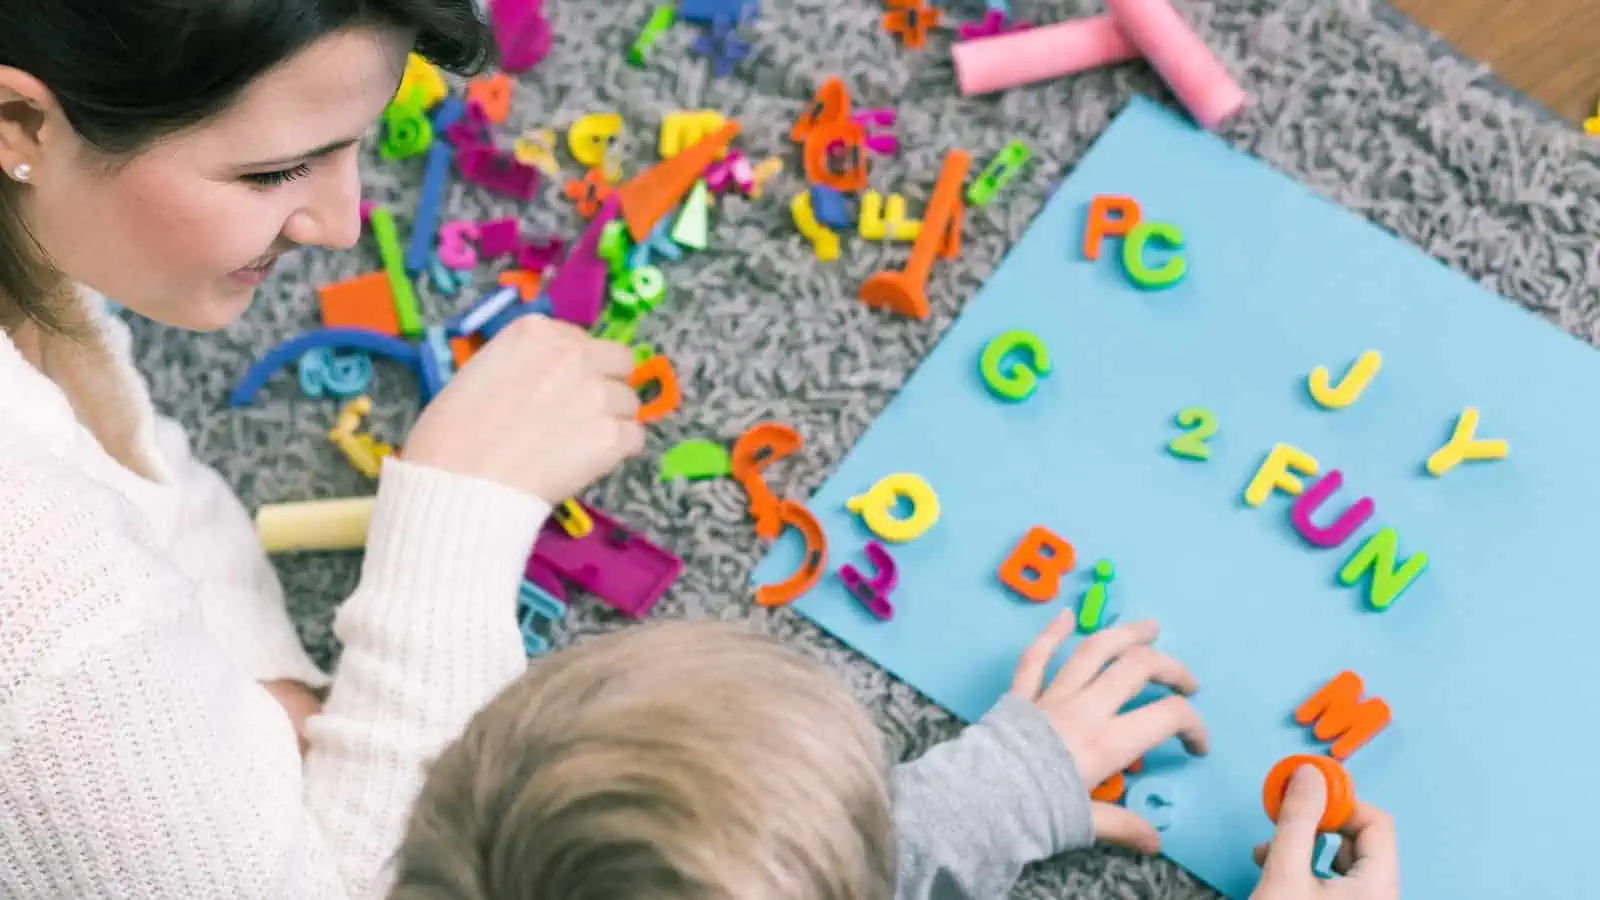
top-left (352, 458), bottom-right (550, 631)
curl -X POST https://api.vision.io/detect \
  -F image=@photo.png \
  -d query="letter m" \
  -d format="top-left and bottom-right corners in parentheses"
top-left (1294, 671), bottom-right (1391, 761)
top-left (660, 111), bottom-right (726, 159)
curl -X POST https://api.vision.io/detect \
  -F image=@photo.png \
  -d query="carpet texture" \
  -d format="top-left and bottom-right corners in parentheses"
top-left (126, 0), bottom-right (1598, 895)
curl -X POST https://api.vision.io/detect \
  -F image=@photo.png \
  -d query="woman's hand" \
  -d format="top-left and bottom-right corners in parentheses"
top-left (1010, 616), bottom-right (1209, 854)
top-left (402, 316), bottom-right (643, 503)
top-left (260, 679), bottom-right (322, 758)
top-left (1250, 766), bottom-right (1399, 900)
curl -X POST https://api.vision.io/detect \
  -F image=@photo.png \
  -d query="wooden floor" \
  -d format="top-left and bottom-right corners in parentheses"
top-left (1390, 0), bottom-right (1600, 125)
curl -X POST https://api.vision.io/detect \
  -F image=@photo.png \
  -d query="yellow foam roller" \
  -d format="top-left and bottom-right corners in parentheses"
top-left (256, 497), bottom-right (375, 554)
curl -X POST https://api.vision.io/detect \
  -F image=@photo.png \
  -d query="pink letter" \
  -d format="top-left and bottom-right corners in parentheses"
top-left (1290, 470), bottom-right (1374, 548)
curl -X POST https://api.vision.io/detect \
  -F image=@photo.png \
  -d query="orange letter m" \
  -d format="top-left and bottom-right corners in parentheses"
top-left (1294, 671), bottom-right (1391, 761)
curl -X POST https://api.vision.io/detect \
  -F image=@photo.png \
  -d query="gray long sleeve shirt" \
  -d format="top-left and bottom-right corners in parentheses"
top-left (891, 695), bottom-right (1094, 899)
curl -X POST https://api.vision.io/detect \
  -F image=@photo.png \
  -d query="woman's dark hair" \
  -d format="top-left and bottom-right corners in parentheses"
top-left (0, 0), bottom-right (493, 332)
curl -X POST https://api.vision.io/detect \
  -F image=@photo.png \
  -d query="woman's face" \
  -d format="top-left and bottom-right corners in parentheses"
top-left (21, 27), bottom-right (411, 331)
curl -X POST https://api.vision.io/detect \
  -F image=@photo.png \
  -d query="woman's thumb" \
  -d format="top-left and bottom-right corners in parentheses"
top-left (1260, 765), bottom-right (1327, 884)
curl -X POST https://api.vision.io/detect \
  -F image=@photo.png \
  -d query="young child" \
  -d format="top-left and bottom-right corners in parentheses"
top-left (390, 615), bottom-right (1397, 899)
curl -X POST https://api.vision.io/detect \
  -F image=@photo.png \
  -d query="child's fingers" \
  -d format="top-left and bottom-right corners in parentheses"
top-left (1341, 802), bottom-right (1400, 887)
top-left (1080, 646), bottom-right (1197, 718)
top-left (1048, 619), bottom-right (1159, 695)
top-left (1106, 694), bottom-right (1209, 761)
top-left (1259, 765), bottom-right (1326, 885)
top-left (1009, 607), bottom-right (1081, 699)
top-left (1091, 801), bottom-right (1162, 855)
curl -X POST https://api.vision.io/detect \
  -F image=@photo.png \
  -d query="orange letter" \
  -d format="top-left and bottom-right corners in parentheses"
top-left (1294, 671), bottom-right (1391, 761)
top-left (1082, 195), bottom-right (1142, 261)
top-left (997, 526), bottom-right (1076, 603)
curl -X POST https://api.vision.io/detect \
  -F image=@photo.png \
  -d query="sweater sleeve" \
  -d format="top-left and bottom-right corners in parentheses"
top-left (890, 694), bottom-right (1094, 900)
top-left (150, 415), bottom-right (334, 689)
top-left (302, 457), bottom-right (548, 895)
top-left (0, 448), bottom-right (545, 898)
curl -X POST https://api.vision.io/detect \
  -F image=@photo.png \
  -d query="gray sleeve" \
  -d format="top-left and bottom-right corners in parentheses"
top-left (890, 694), bottom-right (1094, 900)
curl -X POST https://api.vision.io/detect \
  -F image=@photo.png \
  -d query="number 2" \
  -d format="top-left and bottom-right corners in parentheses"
top-left (1167, 407), bottom-right (1217, 461)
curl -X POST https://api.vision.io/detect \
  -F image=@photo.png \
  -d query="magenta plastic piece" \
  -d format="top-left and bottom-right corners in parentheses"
top-left (492, 0), bottom-right (553, 73)
top-left (457, 145), bottom-right (539, 201)
top-left (704, 150), bottom-right (755, 194)
top-left (526, 501), bottom-right (683, 618)
top-left (478, 217), bottom-right (521, 258)
top-left (838, 541), bottom-right (899, 621)
top-left (958, 10), bottom-right (1032, 41)
top-left (516, 236), bottom-right (567, 272)
top-left (850, 110), bottom-right (901, 157)
top-left (543, 196), bottom-right (618, 327)
top-left (359, 200), bottom-right (375, 224)
top-left (523, 558), bottom-right (569, 603)
top-left (1290, 470), bottom-right (1375, 549)
top-left (444, 103), bottom-right (493, 149)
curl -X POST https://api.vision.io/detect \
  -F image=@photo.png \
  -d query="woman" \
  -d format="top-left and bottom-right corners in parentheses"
top-left (0, 2), bottom-right (640, 896)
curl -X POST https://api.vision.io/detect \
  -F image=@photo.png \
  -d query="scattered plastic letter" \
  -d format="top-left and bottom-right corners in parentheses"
top-left (1308, 350), bottom-right (1382, 410)
top-left (979, 330), bottom-right (1051, 401)
top-left (1338, 527), bottom-right (1427, 611)
top-left (1425, 407), bottom-right (1509, 477)
top-left (569, 112), bottom-right (624, 168)
top-left (1264, 754), bottom-right (1356, 832)
top-left (838, 541), bottom-right (899, 620)
top-left (1289, 470), bottom-right (1375, 549)
top-left (845, 473), bottom-right (941, 543)
top-left (1243, 443), bottom-right (1319, 507)
top-left (997, 525), bottom-right (1075, 602)
top-left (1083, 195), bottom-right (1142, 261)
top-left (791, 192), bottom-right (841, 261)
top-left (1295, 671), bottom-right (1391, 761)
top-left (1077, 559), bottom-right (1114, 633)
top-left (1122, 221), bottom-right (1186, 289)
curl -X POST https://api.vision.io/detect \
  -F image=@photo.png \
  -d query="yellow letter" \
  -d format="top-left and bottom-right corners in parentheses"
top-left (791, 193), bottom-right (840, 262)
top-left (1307, 350), bottom-right (1382, 410)
top-left (1425, 407), bottom-right (1508, 476)
top-left (659, 110), bottom-right (726, 159)
top-left (846, 474), bottom-right (941, 543)
top-left (568, 113), bottom-right (625, 168)
top-left (1243, 443), bottom-right (1319, 507)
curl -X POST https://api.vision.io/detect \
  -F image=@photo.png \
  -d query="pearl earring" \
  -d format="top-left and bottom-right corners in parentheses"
top-left (10, 163), bottom-right (31, 183)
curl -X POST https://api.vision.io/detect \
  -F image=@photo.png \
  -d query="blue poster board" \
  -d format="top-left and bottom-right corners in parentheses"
top-left (752, 97), bottom-right (1600, 898)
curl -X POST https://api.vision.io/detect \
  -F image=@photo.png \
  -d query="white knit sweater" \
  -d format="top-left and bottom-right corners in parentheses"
top-left (0, 289), bottom-right (550, 898)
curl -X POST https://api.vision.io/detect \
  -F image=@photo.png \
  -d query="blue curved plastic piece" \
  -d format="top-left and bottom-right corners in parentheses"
top-left (1126, 777), bottom-right (1178, 832)
top-left (230, 327), bottom-right (422, 407)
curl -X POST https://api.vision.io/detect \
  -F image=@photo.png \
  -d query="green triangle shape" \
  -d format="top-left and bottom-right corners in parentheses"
top-left (671, 180), bottom-right (712, 251)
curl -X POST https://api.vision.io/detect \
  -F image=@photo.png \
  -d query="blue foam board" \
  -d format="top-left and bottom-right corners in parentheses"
top-left (752, 96), bottom-right (1600, 898)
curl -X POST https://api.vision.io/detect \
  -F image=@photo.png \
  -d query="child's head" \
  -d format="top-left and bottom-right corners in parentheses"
top-left (390, 619), bottom-right (896, 900)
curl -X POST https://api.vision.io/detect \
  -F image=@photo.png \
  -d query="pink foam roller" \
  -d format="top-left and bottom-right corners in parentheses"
top-left (952, 16), bottom-right (1139, 97)
top-left (1105, 0), bottom-right (1246, 129)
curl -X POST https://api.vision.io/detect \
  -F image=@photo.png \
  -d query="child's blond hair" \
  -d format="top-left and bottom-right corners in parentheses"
top-left (389, 619), bottom-right (896, 900)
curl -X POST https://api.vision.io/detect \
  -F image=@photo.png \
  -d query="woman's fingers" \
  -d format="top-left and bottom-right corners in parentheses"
top-left (1082, 645), bottom-right (1198, 716)
top-left (1092, 802), bottom-right (1162, 855)
top-left (585, 332), bottom-right (638, 378)
top-left (1047, 619), bottom-right (1160, 696)
top-left (1259, 765), bottom-right (1326, 885)
top-left (1105, 694), bottom-right (1209, 760)
top-left (1010, 607), bottom-right (1080, 699)
top-left (603, 378), bottom-right (642, 420)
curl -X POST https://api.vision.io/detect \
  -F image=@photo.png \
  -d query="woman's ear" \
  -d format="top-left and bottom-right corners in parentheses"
top-left (0, 67), bottom-right (59, 181)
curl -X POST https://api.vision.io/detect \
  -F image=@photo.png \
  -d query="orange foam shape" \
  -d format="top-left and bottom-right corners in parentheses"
top-left (858, 149), bottom-right (971, 320)
top-left (617, 120), bottom-right (742, 240)
top-left (628, 354), bottom-right (681, 423)
top-left (319, 272), bottom-right (399, 335)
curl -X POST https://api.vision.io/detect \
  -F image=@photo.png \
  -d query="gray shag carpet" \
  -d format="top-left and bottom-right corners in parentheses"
top-left (126, 0), bottom-right (1598, 896)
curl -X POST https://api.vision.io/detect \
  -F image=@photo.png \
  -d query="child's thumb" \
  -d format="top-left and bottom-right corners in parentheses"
top-left (1260, 766), bottom-right (1327, 884)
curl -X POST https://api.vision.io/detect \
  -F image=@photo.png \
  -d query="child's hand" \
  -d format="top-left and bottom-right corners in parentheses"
top-left (1009, 615), bottom-right (1208, 853)
top-left (1250, 766), bottom-right (1399, 899)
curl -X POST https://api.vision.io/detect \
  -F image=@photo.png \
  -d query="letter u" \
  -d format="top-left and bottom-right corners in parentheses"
top-left (1289, 470), bottom-right (1374, 548)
